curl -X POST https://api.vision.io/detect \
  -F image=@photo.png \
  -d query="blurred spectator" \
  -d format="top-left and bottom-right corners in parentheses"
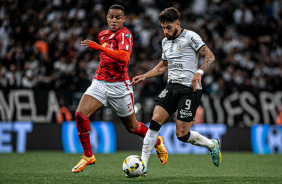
top-left (22, 70), bottom-right (37, 88)
top-left (0, 0), bottom-right (281, 122)
top-left (57, 98), bottom-right (72, 124)
top-left (233, 4), bottom-right (253, 25)
top-left (277, 107), bottom-right (282, 125)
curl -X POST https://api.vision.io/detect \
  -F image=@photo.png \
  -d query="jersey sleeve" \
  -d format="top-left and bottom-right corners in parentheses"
top-left (97, 32), bottom-right (103, 44)
top-left (188, 31), bottom-right (206, 52)
top-left (161, 39), bottom-right (167, 61)
top-left (161, 49), bottom-right (167, 61)
top-left (117, 31), bottom-right (133, 53)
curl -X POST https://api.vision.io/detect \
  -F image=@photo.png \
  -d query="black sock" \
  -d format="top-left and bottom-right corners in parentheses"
top-left (177, 131), bottom-right (191, 142)
top-left (149, 120), bottom-right (161, 131)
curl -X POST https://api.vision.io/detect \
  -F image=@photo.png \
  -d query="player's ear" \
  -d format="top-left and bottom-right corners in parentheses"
top-left (122, 16), bottom-right (126, 22)
top-left (176, 21), bottom-right (180, 27)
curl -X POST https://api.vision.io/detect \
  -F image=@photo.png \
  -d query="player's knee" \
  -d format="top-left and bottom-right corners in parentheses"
top-left (177, 131), bottom-right (191, 143)
top-left (75, 111), bottom-right (89, 121)
top-left (125, 126), bottom-right (135, 133)
top-left (151, 117), bottom-right (162, 125)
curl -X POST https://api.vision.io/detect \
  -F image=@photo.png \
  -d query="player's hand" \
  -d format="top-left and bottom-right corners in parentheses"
top-left (81, 39), bottom-right (92, 48)
top-left (130, 75), bottom-right (146, 86)
top-left (191, 73), bottom-right (202, 91)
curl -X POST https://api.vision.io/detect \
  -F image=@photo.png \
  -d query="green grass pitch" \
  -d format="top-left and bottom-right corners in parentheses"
top-left (0, 151), bottom-right (282, 184)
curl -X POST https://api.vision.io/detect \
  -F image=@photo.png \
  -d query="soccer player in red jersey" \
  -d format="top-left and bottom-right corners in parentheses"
top-left (72, 4), bottom-right (168, 173)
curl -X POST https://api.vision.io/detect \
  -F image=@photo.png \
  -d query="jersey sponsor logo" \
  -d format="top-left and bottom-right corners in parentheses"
top-left (168, 56), bottom-right (182, 61)
top-left (176, 41), bottom-right (183, 50)
top-left (126, 33), bottom-right (129, 38)
top-left (191, 37), bottom-right (199, 48)
top-left (179, 109), bottom-right (193, 118)
top-left (168, 78), bottom-right (186, 83)
top-left (159, 89), bottom-right (168, 98)
top-left (109, 34), bottom-right (115, 39)
top-left (168, 62), bottom-right (183, 69)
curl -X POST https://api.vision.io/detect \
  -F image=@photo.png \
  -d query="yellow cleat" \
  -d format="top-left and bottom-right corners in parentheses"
top-left (72, 154), bottom-right (96, 173)
top-left (155, 136), bottom-right (168, 165)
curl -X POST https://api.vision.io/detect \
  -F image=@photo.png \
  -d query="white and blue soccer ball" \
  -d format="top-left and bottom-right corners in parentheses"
top-left (122, 155), bottom-right (145, 178)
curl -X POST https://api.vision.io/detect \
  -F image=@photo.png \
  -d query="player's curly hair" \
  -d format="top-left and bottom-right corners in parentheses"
top-left (159, 7), bottom-right (180, 23)
top-left (108, 4), bottom-right (124, 14)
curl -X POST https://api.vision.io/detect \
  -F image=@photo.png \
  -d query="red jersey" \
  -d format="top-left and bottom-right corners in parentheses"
top-left (94, 26), bottom-right (133, 81)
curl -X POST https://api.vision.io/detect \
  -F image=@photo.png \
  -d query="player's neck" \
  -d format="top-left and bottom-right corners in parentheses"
top-left (109, 26), bottom-right (123, 33)
top-left (174, 28), bottom-right (183, 39)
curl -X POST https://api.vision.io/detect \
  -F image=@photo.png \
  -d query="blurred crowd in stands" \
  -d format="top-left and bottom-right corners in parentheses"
top-left (0, 0), bottom-right (281, 99)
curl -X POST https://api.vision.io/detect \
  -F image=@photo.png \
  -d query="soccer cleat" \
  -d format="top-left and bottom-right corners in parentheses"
top-left (210, 138), bottom-right (221, 167)
top-left (72, 154), bottom-right (96, 173)
top-left (155, 136), bottom-right (168, 165)
top-left (141, 164), bottom-right (147, 177)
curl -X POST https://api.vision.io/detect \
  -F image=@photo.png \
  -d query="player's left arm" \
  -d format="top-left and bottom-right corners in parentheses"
top-left (198, 45), bottom-right (215, 72)
top-left (81, 40), bottom-right (130, 63)
top-left (191, 45), bottom-right (215, 91)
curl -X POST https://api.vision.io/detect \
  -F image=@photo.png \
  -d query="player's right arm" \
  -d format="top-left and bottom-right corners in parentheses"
top-left (81, 39), bottom-right (131, 63)
top-left (130, 60), bottom-right (168, 86)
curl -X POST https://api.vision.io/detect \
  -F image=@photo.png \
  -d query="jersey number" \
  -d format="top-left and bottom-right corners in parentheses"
top-left (185, 99), bottom-right (191, 110)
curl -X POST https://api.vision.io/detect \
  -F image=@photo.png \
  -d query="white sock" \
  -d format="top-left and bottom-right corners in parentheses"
top-left (141, 129), bottom-right (159, 165)
top-left (186, 131), bottom-right (214, 150)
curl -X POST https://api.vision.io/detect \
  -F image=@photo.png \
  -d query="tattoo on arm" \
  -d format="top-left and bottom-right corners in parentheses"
top-left (198, 46), bottom-right (215, 72)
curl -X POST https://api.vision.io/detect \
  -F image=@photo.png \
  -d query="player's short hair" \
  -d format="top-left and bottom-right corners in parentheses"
top-left (108, 4), bottom-right (125, 14)
top-left (159, 7), bottom-right (180, 23)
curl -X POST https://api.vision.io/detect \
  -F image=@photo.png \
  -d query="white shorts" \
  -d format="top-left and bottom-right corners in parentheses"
top-left (84, 79), bottom-right (135, 117)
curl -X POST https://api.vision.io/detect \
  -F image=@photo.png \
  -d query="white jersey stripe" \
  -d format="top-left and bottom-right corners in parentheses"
top-left (122, 33), bottom-right (124, 44)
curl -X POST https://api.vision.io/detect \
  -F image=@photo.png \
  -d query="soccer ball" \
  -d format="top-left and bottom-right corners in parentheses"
top-left (122, 155), bottom-right (145, 178)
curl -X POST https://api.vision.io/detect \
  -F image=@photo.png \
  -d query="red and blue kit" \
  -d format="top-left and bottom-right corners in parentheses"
top-left (94, 26), bottom-right (133, 81)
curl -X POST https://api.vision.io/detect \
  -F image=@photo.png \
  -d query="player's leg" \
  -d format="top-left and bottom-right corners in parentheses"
top-left (140, 85), bottom-right (177, 169)
top-left (72, 95), bottom-right (104, 173)
top-left (176, 119), bottom-right (221, 166)
top-left (108, 80), bottom-right (167, 167)
top-left (76, 94), bottom-right (104, 156)
top-left (176, 89), bottom-right (221, 167)
top-left (176, 119), bottom-right (214, 149)
top-left (141, 105), bottom-right (169, 167)
top-left (107, 80), bottom-right (150, 139)
top-left (119, 111), bottom-right (168, 165)
top-left (119, 112), bottom-right (158, 145)
top-left (72, 80), bottom-right (106, 173)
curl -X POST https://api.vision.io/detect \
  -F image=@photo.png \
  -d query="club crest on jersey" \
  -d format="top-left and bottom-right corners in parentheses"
top-left (126, 33), bottom-right (129, 38)
top-left (109, 34), bottom-right (115, 39)
top-left (176, 41), bottom-right (183, 51)
top-left (159, 89), bottom-right (168, 98)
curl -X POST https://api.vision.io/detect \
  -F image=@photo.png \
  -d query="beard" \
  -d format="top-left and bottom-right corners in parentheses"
top-left (166, 28), bottom-right (178, 40)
